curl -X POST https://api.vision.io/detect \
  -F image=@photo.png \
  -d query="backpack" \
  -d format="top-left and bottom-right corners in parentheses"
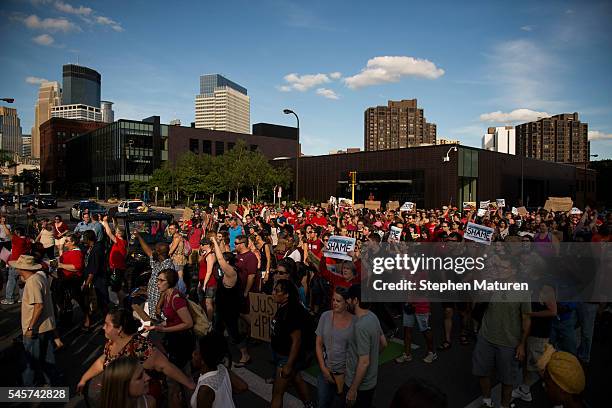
top-left (183, 239), bottom-right (192, 257)
top-left (170, 293), bottom-right (212, 337)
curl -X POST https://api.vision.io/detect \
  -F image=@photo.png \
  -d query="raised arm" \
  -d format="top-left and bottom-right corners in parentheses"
top-left (136, 233), bottom-right (153, 258)
top-left (211, 236), bottom-right (237, 286)
top-left (101, 216), bottom-right (117, 243)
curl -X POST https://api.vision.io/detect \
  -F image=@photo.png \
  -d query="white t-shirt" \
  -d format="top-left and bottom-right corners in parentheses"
top-left (190, 364), bottom-right (235, 408)
top-left (0, 224), bottom-right (11, 242)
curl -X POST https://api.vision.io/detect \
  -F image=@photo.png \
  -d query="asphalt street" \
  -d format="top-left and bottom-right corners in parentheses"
top-left (0, 200), bottom-right (608, 407)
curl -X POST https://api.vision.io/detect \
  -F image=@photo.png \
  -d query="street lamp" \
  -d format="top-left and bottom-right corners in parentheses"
top-left (584, 154), bottom-right (598, 206)
top-left (443, 146), bottom-right (458, 162)
top-left (1, 98), bottom-right (15, 103)
top-left (283, 109), bottom-right (300, 202)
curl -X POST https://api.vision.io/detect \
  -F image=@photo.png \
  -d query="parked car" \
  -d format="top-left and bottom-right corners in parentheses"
top-left (0, 194), bottom-right (14, 206)
top-left (117, 200), bottom-right (146, 213)
top-left (35, 193), bottom-right (57, 208)
top-left (19, 194), bottom-right (37, 206)
top-left (70, 200), bottom-right (107, 221)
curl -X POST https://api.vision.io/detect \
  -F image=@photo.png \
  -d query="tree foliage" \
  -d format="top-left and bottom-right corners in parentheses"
top-left (12, 169), bottom-right (40, 193)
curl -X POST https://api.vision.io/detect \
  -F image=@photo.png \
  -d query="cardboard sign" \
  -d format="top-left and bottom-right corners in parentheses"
top-left (249, 293), bottom-right (277, 342)
top-left (354, 204), bottom-right (365, 210)
top-left (464, 222), bottom-right (494, 245)
top-left (479, 200), bottom-right (490, 210)
top-left (365, 200), bottom-right (381, 210)
top-left (388, 226), bottom-right (402, 242)
top-left (338, 198), bottom-right (353, 208)
top-left (543, 197), bottom-right (573, 212)
top-left (323, 235), bottom-right (356, 261)
top-left (463, 202), bottom-right (476, 211)
top-left (400, 202), bottom-right (415, 212)
top-left (477, 208), bottom-right (486, 217)
top-left (496, 199), bottom-right (506, 208)
top-left (386, 201), bottom-right (400, 211)
top-left (517, 206), bottom-right (528, 216)
top-left (228, 203), bottom-right (238, 214)
top-left (329, 196), bottom-right (337, 205)
top-left (182, 207), bottom-right (194, 221)
top-left (320, 203), bottom-right (329, 210)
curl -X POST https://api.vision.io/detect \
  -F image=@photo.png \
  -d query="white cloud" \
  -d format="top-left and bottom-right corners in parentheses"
top-left (54, 1), bottom-right (92, 16)
top-left (343, 56), bottom-right (444, 89)
top-left (329, 72), bottom-right (342, 80)
top-left (278, 85), bottom-right (292, 92)
top-left (282, 73), bottom-right (331, 91)
top-left (480, 109), bottom-right (550, 123)
top-left (520, 25), bottom-right (533, 31)
top-left (588, 130), bottom-right (612, 141)
top-left (25, 76), bottom-right (49, 85)
top-left (32, 33), bottom-right (54, 46)
top-left (95, 16), bottom-right (123, 32)
top-left (22, 14), bottom-right (80, 32)
top-left (316, 88), bottom-right (339, 100)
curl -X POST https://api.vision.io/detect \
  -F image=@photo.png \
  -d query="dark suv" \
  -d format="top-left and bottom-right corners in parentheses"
top-left (35, 194), bottom-right (58, 208)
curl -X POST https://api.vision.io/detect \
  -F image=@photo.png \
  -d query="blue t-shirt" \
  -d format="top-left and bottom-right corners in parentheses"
top-left (228, 225), bottom-right (243, 251)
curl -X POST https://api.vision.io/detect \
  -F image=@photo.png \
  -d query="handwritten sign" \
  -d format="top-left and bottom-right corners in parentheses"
top-left (496, 199), bottom-right (506, 208)
top-left (249, 293), bottom-right (277, 342)
top-left (479, 200), bottom-right (490, 210)
top-left (354, 204), bottom-right (365, 210)
top-left (511, 207), bottom-right (518, 216)
top-left (388, 226), bottom-right (402, 242)
top-left (323, 235), bottom-right (356, 261)
top-left (570, 207), bottom-right (582, 215)
top-left (400, 202), bottom-right (415, 212)
top-left (464, 222), bottom-right (494, 245)
top-left (476, 208), bottom-right (486, 217)
top-left (544, 197), bottom-right (573, 212)
top-left (517, 206), bottom-right (528, 216)
top-left (338, 198), bottom-right (353, 208)
top-left (386, 201), bottom-right (400, 210)
top-left (365, 200), bottom-right (381, 210)
top-left (463, 202), bottom-right (476, 211)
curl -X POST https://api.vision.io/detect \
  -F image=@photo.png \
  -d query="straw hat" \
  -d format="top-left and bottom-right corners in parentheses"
top-left (9, 255), bottom-right (42, 270)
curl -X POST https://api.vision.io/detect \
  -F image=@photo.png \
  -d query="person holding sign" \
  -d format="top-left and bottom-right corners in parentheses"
top-left (270, 279), bottom-right (314, 408)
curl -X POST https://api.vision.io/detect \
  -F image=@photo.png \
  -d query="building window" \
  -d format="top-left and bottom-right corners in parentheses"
top-left (202, 140), bottom-right (212, 155)
top-left (215, 141), bottom-right (224, 156)
top-left (189, 138), bottom-right (199, 154)
top-left (227, 142), bottom-right (235, 151)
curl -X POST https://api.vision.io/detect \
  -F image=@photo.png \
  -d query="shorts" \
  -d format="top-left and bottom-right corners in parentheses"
top-left (525, 337), bottom-right (548, 372)
top-left (403, 312), bottom-right (431, 332)
top-left (472, 335), bottom-right (520, 385)
top-left (271, 349), bottom-right (306, 371)
top-left (204, 287), bottom-right (216, 299)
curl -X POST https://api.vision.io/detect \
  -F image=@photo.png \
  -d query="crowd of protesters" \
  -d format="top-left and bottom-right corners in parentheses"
top-left (0, 198), bottom-right (609, 408)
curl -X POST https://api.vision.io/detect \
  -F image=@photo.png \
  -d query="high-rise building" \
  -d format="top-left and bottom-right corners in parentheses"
top-left (515, 113), bottom-right (589, 163)
top-left (0, 107), bottom-right (22, 155)
top-left (22, 134), bottom-right (32, 157)
top-left (101, 101), bottom-right (114, 123)
top-left (364, 99), bottom-right (436, 151)
top-left (482, 126), bottom-right (515, 154)
top-left (437, 138), bottom-right (460, 145)
top-left (62, 64), bottom-right (101, 107)
top-left (32, 81), bottom-right (61, 158)
top-left (195, 74), bottom-right (250, 134)
top-left (51, 104), bottom-right (102, 122)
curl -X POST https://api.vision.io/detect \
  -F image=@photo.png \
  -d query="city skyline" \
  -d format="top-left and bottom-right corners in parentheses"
top-left (1, 0), bottom-right (611, 158)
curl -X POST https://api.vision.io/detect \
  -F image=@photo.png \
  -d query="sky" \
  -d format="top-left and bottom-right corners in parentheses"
top-left (1, 0), bottom-right (611, 158)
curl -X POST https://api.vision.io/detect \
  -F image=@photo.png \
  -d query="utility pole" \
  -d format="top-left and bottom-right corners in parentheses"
top-left (349, 171), bottom-right (357, 204)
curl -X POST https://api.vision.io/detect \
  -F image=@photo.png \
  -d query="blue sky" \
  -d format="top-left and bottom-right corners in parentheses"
top-left (1, 0), bottom-right (611, 158)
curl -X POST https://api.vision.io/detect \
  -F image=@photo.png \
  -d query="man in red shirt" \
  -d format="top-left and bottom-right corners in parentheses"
top-left (57, 233), bottom-right (85, 325)
top-left (310, 209), bottom-right (328, 227)
top-left (2, 226), bottom-right (31, 304)
top-left (306, 228), bottom-right (324, 260)
top-left (233, 234), bottom-right (256, 367)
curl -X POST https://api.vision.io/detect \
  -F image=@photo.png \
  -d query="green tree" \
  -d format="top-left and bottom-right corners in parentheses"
top-left (129, 179), bottom-right (149, 198)
top-left (218, 140), bottom-right (252, 203)
top-left (149, 165), bottom-right (174, 205)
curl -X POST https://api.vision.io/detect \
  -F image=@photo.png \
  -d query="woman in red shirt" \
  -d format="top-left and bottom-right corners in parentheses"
top-left (102, 216), bottom-right (127, 305)
top-left (145, 268), bottom-right (194, 406)
top-left (53, 215), bottom-right (69, 256)
top-left (57, 233), bottom-right (86, 327)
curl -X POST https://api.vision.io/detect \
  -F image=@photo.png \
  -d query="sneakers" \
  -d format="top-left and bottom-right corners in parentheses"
top-left (512, 386), bottom-right (533, 402)
top-left (423, 352), bottom-right (438, 363)
top-left (1, 299), bottom-right (15, 305)
top-left (395, 353), bottom-right (413, 363)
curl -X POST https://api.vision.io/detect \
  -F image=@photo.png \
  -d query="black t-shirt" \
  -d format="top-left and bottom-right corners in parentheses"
top-left (271, 303), bottom-right (304, 356)
top-left (530, 301), bottom-right (553, 338)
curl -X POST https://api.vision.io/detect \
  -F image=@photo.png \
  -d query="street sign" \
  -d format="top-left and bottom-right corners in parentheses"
top-left (277, 186), bottom-right (282, 198)
top-left (155, 186), bottom-right (159, 192)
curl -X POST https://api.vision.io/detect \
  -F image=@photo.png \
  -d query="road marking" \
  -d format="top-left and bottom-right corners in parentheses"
top-left (233, 366), bottom-right (304, 408)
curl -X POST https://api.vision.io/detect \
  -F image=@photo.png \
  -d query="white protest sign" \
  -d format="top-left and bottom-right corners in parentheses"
top-left (479, 200), bottom-right (490, 209)
top-left (511, 207), bottom-right (518, 216)
top-left (477, 208), bottom-right (486, 217)
top-left (338, 197), bottom-right (353, 208)
top-left (400, 202), bottom-right (415, 212)
top-left (496, 199), bottom-right (505, 208)
top-left (570, 207), bottom-right (582, 215)
top-left (323, 235), bottom-right (356, 261)
top-left (388, 226), bottom-right (402, 242)
top-left (464, 222), bottom-right (494, 245)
